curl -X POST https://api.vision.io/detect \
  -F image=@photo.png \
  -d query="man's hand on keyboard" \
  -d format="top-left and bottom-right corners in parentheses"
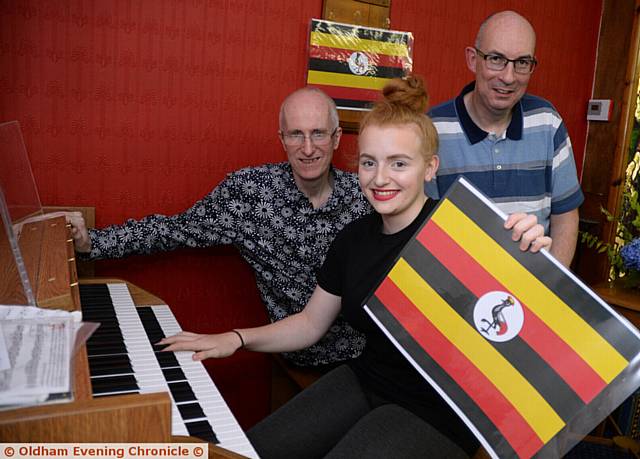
top-left (159, 331), bottom-right (242, 361)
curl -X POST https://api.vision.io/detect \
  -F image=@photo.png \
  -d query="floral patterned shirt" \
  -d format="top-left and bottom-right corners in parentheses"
top-left (86, 162), bottom-right (373, 366)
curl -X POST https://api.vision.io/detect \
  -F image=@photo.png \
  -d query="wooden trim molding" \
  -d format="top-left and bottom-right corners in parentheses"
top-left (574, 0), bottom-right (640, 284)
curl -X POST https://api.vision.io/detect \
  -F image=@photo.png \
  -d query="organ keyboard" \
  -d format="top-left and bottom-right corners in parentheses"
top-left (0, 131), bottom-right (261, 455)
top-left (81, 282), bottom-right (258, 459)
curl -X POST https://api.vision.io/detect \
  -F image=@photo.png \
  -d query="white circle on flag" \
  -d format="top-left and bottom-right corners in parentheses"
top-left (348, 51), bottom-right (369, 75)
top-left (473, 291), bottom-right (524, 342)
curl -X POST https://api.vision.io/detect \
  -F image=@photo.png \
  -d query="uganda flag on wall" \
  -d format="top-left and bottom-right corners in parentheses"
top-left (364, 177), bottom-right (640, 458)
top-left (306, 19), bottom-right (413, 110)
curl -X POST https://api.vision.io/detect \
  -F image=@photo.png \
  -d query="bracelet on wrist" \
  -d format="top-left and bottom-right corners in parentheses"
top-left (231, 329), bottom-right (245, 348)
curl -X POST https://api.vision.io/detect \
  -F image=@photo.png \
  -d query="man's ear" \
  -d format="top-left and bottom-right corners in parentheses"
top-left (278, 130), bottom-right (287, 151)
top-left (333, 127), bottom-right (343, 150)
top-left (465, 46), bottom-right (478, 74)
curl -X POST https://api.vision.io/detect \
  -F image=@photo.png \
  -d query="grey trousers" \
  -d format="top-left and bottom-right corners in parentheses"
top-left (247, 364), bottom-right (469, 459)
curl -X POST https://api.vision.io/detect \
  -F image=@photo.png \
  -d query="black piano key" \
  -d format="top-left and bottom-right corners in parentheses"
top-left (80, 297), bottom-right (113, 304)
top-left (89, 362), bottom-right (134, 376)
top-left (92, 380), bottom-right (139, 394)
top-left (87, 331), bottom-right (124, 343)
top-left (143, 324), bottom-right (163, 331)
top-left (91, 384), bottom-right (140, 395)
top-left (79, 283), bottom-right (110, 293)
top-left (168, 381), bottom-right (196, 403)
top-left (141, 332), bottom-right (165, 342)
top-left (162, 367), bottom-right (186, 382)
top-left (143, 327), bottom-right (164, 336)
top-left (93, 389), bottom-right (139, 397)
top-left (82, 304), bottom-right (114, 309)
top-left (88, 363), bottom-right (133, 375)
top-left (88, 354), bottom-right (131, 366)
top-left (144, 329), bottom-right (164, 339)
top-left (186, 420), bottom-right (214, 435)
top-left (91, 319), bottom-right (120, 327)
top-left (91, 384), bottom-right (138, 394)
top-left (89, 365), bottom-right (135, 377)
top-left (145, 333), bottom-right (166, 342)
top-left (156, 352), bottom-right (180, 368)
top-left (88, 335), bottom-right (125, 345)
top-left (185, 421), bottom-right (219, 444)
top-left (90, 324), bottom-right (121, 333)
top-left (81, 300), bottom-right (115, 308)
top-left (137, 309), bottom-right (165, 330)
top-left (91, 374), bottom-right (138, 389)
top-left (177, 402), bottom-right (206, 420)
top-left (88, 353), bottom-right (135, 369)
top-left (137, 308), bottom-right (158, 319)
top-left (80, 294), bottom-right (112, 300)
top-left (83, 314), bottom-right (116, 323)
top-left (92, 324), bottom-right (122, 334)
top-left (143, 330), bottom-right (165, 341)
top-left (88, 338), bottom-right (126, 349)
top-left (85, 303), bottom-right (115, 310)
top-left (82, 306), bottom-right (117, 314)
top-left (80, 295), bottom-right (110, 300)
top-left (152, 343), bottom-right (169, 352)
top-left (86, 348), bottom-right (128, 358)
top-left (86, 343), bottom-right (128, 356)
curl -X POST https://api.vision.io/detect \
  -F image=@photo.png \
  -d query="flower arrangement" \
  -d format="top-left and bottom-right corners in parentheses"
top-left (581, 151), bottom-right (640, 287)
top-left (621, 238), bottom-right (640, 271)
top-left (582, 87), bottom-right (640, 286)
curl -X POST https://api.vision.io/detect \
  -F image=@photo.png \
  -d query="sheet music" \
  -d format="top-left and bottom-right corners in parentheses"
top-left (0, 305), bottom-right (82, 408)
top-left (0, 327), bottom-right (8, 371)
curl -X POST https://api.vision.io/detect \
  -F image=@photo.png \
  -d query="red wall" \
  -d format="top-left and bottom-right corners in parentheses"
top-left (0, 0), bottom-right (602, 429)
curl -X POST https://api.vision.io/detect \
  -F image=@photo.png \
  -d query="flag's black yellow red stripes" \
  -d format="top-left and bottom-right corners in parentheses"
top-left (401, 237), bottom-right (586, 418)
top-left (307, 19), bottom-right (412, 110)
top-left (364, 178), bottom-right (640, 458)
top-left (311, 20), bottom-right (411, 46)
top-left (373, 268), bottom-right (552, 457)
top-left (428, 200), bottom-right (628, 384)
top-left (447, 183), bottom-right (639, 361)
top-left (414, 223), bottom-right (607, 403)
top-left (308, 58), bottom-right (405, 80)
top-left (366, 292), bottom-right (525, 458)
top-left (309, 46), bottom-right (406, 69)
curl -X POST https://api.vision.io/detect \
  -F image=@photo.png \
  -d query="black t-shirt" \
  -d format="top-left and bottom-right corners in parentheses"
top-left (317, 200), bottom-right (478, 453)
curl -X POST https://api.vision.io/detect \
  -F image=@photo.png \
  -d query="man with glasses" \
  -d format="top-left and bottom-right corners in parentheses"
top-left (66, 87), bottom-right (372, 367)
top-left (428, 10), bottom-right (583, 267)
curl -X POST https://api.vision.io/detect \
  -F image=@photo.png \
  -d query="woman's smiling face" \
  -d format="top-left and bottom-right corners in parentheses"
top-left (358, 123), bottom-right (438, 233)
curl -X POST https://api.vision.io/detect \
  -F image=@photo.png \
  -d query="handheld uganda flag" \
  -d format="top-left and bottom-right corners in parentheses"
top-left (364, 177), bottom-right (640, 458)
top-left (306, 19), bottom-right (413, 110)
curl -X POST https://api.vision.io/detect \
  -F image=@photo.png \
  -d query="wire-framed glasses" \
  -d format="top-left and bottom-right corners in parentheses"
top-left (475, 48), bottom-right (537, 74)
top-left (281, 128), bottom-right (338, 146)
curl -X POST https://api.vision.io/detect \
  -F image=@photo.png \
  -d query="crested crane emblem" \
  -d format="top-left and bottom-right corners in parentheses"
top-left (473, 291), bottom-right (524, 342)
top-left (347, 51), bottom-right (369, 75)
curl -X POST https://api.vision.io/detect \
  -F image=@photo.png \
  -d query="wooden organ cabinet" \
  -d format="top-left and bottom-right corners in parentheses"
top-left (0, 214), bottom-right (246, 459)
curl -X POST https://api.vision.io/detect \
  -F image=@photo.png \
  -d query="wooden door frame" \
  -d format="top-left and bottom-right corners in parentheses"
top-left (601, 2), bottom-right (640, 248)
top-left (575, 0), bottom-right (640, 284)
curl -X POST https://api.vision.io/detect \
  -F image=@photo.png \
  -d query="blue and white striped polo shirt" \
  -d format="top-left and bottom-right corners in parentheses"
top-left (426, 82), bottom-right (583, 234)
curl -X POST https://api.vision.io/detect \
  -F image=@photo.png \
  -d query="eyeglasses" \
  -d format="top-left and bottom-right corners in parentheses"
top-left (281, 128), bottom-right (338, 146)
top-left (474, 48), bottom-right (537, 74)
